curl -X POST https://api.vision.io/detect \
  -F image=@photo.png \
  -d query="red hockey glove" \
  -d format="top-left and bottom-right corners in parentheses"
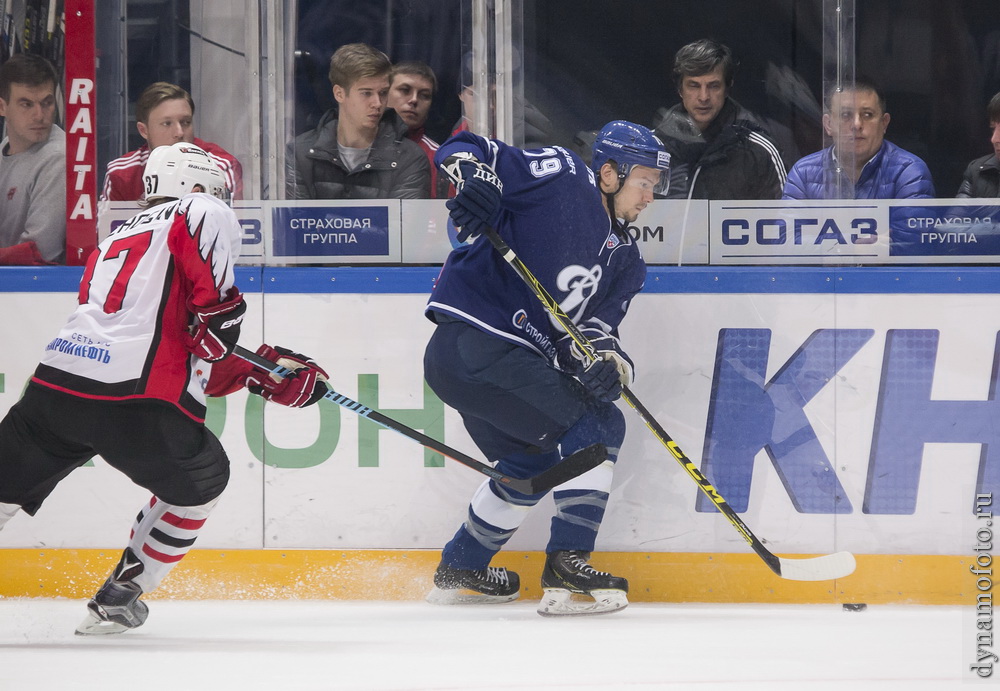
top-left (185, 288), bottom-right (246, 362)
top-left (245, 344), bottom-right (329, 408)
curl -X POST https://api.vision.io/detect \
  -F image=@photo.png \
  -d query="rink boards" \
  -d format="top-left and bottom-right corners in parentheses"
top-left (0, 265), bottom-right (992, 604)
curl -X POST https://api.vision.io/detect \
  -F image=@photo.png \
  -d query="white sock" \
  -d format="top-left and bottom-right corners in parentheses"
top-left (126, 495), bottom-right (219, 592)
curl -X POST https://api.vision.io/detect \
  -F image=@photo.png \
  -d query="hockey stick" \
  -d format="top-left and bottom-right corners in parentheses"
top-left (482, 227), bottom-right (856, 582)
top-left (231, 345), bottom-right (606, 494)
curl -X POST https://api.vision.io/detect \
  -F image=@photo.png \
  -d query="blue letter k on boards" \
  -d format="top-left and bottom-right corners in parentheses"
top-left (697, 329), bottom-right (874, 514)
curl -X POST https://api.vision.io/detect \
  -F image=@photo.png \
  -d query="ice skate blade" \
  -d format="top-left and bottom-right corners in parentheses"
top-left (426, 586), bottom-right (520, 605)
top-left (74, 611), bottom-right (131, 636)
top-left (536, 587), bottom-right (629, 616)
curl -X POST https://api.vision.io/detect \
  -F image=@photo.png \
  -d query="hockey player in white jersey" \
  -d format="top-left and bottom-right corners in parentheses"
top-left (423, 122), bottom-right (669, 615)
top-left (0, 142), bottom-right (330, 635)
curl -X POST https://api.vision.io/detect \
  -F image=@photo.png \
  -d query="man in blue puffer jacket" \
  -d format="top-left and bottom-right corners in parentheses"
top-left (783, 78), bottom-right (934, 199)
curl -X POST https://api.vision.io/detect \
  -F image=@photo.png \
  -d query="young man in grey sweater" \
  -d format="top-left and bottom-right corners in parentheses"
top-left (0, 54), bottom-right (65, 265)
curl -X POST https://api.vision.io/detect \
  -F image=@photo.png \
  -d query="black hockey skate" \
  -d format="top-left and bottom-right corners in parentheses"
top-left (537, 550), bottom-right (629, 616)
top-left (426, 562), bottom-right (521, 605)
top-left (75, 548), bottom-right (149, 635)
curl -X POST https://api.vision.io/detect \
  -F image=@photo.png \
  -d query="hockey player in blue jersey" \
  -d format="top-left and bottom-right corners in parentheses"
top-left (423, 121), bottom-right (669, 616)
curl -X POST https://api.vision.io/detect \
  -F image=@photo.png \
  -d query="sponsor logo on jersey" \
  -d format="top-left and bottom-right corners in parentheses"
top-left (511, 308), bottom-right (554, 356)
top-left (44, 337), bottom-right (111, 363)
top-left (470, 164), bottom-right (503, 192)
top-left (195, 367), bottom-right (210, 392)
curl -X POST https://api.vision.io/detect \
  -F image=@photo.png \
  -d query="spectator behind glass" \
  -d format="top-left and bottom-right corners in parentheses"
top-left (956, 91), bottom-right (1000, 197)
top-left (451, 55), bottom-right (491, 139)
top-left (783, 79), bottom-right (935, 199)
top-left (652, 39), bottom-right (786, 200)
top-left (287, 43), bottom-right (430, 199)
top-left (0, 54), bottom-right (65, 265)
top-left (450, 51), bottom-right (553, 148)
top-left (388, 60), bottom-right (447, 198)
top-left (101, 82), bottom-right (243, 202)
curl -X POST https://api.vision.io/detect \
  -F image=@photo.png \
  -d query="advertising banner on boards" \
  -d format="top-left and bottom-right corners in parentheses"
top-left (269, 202), bottom-right (398, 262)
top-left (0, 268), bottom-right (991, 560)
top-left (710, 199), bottom-right (1000, 264)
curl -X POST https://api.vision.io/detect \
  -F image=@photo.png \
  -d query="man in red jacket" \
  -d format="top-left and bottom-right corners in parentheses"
top-left (388, 60), bottom-right (445, 197)
top-left (100, 82), bottom-right (243, 202)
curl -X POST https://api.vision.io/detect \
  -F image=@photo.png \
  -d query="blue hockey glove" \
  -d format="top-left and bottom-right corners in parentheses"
top-left (578, 356), bottom-right (625, 402)
top-left (555, 328), bottom-right (634, 402)
top-left (443, 157), bottom-right (503, 242)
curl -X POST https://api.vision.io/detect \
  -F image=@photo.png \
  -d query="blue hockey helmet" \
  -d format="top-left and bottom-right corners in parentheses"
top-left (591, 120), bottom-right (670, 180)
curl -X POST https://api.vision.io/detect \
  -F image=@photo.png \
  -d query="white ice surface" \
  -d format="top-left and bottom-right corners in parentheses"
top-left (0, 599), bottom-right (968, 690)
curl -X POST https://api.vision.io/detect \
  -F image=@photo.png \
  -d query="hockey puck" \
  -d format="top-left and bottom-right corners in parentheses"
top-left (842, 603), bottom-right (867, 611)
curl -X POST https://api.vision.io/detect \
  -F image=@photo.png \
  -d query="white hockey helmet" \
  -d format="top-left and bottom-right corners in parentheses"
top-left (142, 142), bottom-right (229, 203)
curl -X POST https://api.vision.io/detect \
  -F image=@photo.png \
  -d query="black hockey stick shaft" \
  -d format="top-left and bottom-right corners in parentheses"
top-left (480, 227), bottom-right (787, 575)
top-left (231, 345), bottom-right (604, 494)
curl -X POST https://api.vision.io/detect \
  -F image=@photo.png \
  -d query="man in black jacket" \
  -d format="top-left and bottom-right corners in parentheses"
top-left (956, 91), bottom-right (1000, 198)
top-left (653, 40), bottom-right (785, 200)
top-left (287, 43), bottom-right (430, 199)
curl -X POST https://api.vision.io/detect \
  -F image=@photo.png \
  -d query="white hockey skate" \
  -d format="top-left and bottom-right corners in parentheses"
top-left (537, 550), bottom-right (629, 617)
top-left (75, 548), bottom-right (149, 636)
top-left (76, 581), bottom-right (149, 636)
top-left (426, 563), bottom-right (521, 605)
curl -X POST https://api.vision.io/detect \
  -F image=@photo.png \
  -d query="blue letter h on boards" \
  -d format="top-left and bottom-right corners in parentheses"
top-left (697, 329), bottom-right (873, 514)
top-left (864, 330), bottom-right (1000, 514)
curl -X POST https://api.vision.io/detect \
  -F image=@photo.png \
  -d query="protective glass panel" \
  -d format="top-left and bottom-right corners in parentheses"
top-left (0, 0), bottom-right (995, 620)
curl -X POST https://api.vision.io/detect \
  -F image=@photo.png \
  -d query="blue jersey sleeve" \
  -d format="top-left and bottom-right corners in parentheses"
top-left (435, 132), bottom-right (597, 223)
top-left (429, 131), bottom-right (644, 364)
top-left (434, 131), bottom-right (500, 170)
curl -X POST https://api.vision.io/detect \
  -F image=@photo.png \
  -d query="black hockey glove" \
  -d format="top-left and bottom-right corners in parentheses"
top-left (186, 288), bottom-right (246, 362)
top-left (442, 156), bottom-right (503, 242)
